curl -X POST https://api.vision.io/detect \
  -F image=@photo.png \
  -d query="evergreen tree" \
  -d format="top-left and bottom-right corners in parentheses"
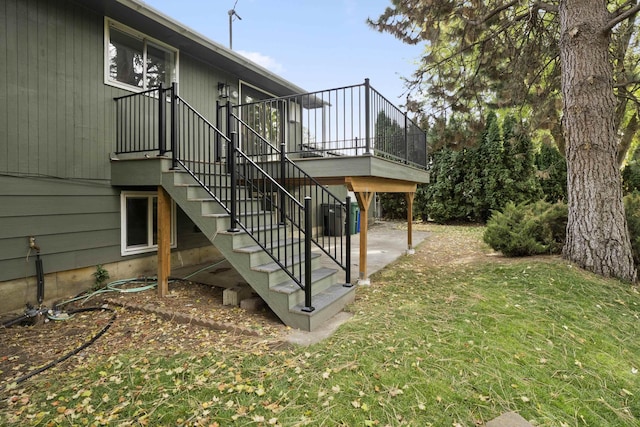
top-left (370, 0), bottom-right (639, 282)
top-left (535, 141), bottom-right (568, 202)
top-left (374, 111), bottom-right (404, 160)
top-left (622, 146), bottom-right (640, 194)
top-left (468, 111), bottom-right (505, 221)
top-left (423, 147), bottom-right (471, 223)
top-left (503, 115), bottom-right (543, 204)
top-left (375, 111), bottom-right (412, 218)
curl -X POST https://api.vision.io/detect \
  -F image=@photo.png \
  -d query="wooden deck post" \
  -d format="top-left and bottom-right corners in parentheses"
top-left (355, 191), bottom-right (374, 285)
top-left (157, 186), bottom-right (171, 297)
top-left (345, 177), bottom-right (418, 286)
top-left (406, 192), bottom-right (415, 255)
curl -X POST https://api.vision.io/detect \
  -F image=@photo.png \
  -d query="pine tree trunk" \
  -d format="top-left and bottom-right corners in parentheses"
top-left (559, 0), bottom-right (636, 282)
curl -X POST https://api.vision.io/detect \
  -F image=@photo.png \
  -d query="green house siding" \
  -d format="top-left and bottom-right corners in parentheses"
top-left (1, 0), bottom-right (120, 180)
top-left (0, 175), bottom-right (213, 285)
top-left (0, 0), bottom-right (292, 297)
top-left (0, 175), bottom-right (121, 283)
top-left (1, 0), bottom-right (232, 181)
top-left (179, 54), bottom-right (236, 121)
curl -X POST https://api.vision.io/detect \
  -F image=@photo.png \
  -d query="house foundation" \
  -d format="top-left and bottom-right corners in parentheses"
top-left (0, 246), bottom-right (221, 316)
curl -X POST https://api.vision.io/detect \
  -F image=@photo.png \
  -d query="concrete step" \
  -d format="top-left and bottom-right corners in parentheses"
top-left (252, 252), bottom-right (322, 286)
top-left (198, 198), bottom-right (265, 216)
top-left (289, 283), bottom-right (356, 331)
top-left (203, 211), bottom-right (279, 233)
top-left (168, 166), bottom-right (228, 183)
top-left (271, 267), bottom-right (338, 308)
top-left (217, 223), bottom-right (290, 248)
top-left (234, 238), bottom-right (302, 266)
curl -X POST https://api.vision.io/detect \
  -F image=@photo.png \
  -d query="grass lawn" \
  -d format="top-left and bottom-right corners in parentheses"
top-left (2, 224), bottom-right (639, 426)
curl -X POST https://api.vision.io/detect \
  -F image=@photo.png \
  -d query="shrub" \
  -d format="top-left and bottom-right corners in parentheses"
top-left (485, 196), bottom-right (640, 263)
top-left (422, 147), bottom-right (474, 223)
top-left (379, 193), bottom-right (407, 220)
top-left (93, 264), bottom-right (110, 289)
top-left (483, 200), bottom-right (567, 257)
top-left (622, 162), bottom-right (640, 194)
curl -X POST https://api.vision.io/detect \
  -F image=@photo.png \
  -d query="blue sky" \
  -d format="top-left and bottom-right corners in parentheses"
top-left (143, 0), bottom-right (422, 105)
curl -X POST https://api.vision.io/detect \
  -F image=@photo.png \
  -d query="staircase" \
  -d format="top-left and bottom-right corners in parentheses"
top-left (161, 165), bottom-right (355, 331)
top-left (114, 85), bottom-right (356, 331)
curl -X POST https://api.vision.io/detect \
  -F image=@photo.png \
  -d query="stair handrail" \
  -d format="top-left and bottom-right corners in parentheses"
top-left (166, 93), bottom-right (321, 309)
top-left (114, 84), bottom-right (353, 311)
top-left (229, 108), bottom-right (352, 285)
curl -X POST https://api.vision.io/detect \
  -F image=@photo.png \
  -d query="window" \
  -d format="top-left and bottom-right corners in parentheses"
top-left (106, 20), bottom-right (178, 91)
top-left (239, 82), bottom-right (282, 150)
top-left (121, 192), bottom-right (176, 256)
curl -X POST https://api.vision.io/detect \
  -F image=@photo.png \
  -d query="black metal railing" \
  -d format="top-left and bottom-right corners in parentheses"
top-left (227, 106), bottom-right (352, 283)
top-left (114, 84), bottom-right (352, 311)
top-left (114, 86), bottom-right (166, 154)
top-left (233, 79), bottom-right (428, 169)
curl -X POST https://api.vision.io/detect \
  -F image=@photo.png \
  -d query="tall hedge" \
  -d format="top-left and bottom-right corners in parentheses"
top-left (420, 112), bottom-right (541, 223)
top-left (535, 141), bottom-right (567, 202)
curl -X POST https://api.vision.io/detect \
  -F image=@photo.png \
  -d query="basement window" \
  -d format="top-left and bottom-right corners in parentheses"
top-left (105, 19), bottom-right (178, 91)
top-left (121, 192), bottom-right (176, 256)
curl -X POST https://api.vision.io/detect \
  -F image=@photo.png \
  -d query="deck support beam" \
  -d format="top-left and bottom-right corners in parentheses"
top-left (346, 177), bottom-right (417, 285)
top-left (157, 186), bottom-right (171, 297)
top-left (354, 191), bottom-right (374, 285)
top-left (406, 191), bottom-right (415, 255)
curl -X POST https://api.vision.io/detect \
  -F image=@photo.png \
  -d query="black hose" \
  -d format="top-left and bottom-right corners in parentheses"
top-left (36, 254), bottom-right (44, 305)
top-left (1, 314), bottom-right (30, 328)
top-left (11, 307), bottom-right (117, 385)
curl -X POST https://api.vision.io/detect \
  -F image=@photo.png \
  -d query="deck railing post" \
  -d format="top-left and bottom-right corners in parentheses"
top-left (226, 100), bottom-right (233, 172)
top-left (228, 131), bottom-right (239, 232)
top-left (404, 112), bottom-right (409, 164)
top-left (279, 142), bottom-right (287, 225)
top-left (364, 78), bottom-right (371, 155)
top-left (170, 82), bottom-right (178, 169)
top-left (158, 83), bottom-right (166, 155)
top-left (115, 98), bottom-right (121, 153)
top-left (345, 196), bottom-right (352, 286)
top-left (424, 129), bottom-right (428, 168)
top-left (302, 196), bottom-right (315, 312)
top-left (216, 100), bottom-right (221, 162)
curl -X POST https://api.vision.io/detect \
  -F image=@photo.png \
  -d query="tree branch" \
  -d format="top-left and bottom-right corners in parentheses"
top-left (467, 0), bottom-right (519, 25)
top-left (605, 3), bottom-right (640, 32)
top-left (612, 1), bottom-right (638, 17)
top-left (617, 113), bottom-right (638, 165)
top-left (614, 79), bottom-right (640, 88)
top-left (532, 1), bottom-right (558, 13)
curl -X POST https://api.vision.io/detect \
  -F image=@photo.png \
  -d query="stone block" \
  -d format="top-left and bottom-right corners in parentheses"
top-left (486, 412), bottom-right (534, 427)
top-left (223, 284), bottom-right (253, 306)
top-left (240, 296), bottom-right (265, 312)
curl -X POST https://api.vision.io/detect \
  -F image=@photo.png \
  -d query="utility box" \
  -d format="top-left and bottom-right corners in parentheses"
top-left (321, 203), bottom-right (345, 236)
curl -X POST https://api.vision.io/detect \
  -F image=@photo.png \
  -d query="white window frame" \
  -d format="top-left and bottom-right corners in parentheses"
top-left (239, 80), bottom-right (277, 105)
top-left (239, 80), bottom-right (282, 149)
top-left (104, 18), bottom-right (179, 92)
top-left (120, 191), bottom-right (177, 256)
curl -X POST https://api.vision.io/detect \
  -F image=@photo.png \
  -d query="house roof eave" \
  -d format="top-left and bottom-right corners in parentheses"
top-left (75, 0), bottom-right (307, 97)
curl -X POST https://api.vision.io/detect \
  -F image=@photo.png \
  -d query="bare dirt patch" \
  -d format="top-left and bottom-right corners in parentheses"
top-left (0, 281), bottom-right (288, 388)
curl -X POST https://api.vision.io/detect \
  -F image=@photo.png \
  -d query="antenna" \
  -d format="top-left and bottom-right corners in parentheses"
top-left (228, 0), bottom-right (242, 49)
